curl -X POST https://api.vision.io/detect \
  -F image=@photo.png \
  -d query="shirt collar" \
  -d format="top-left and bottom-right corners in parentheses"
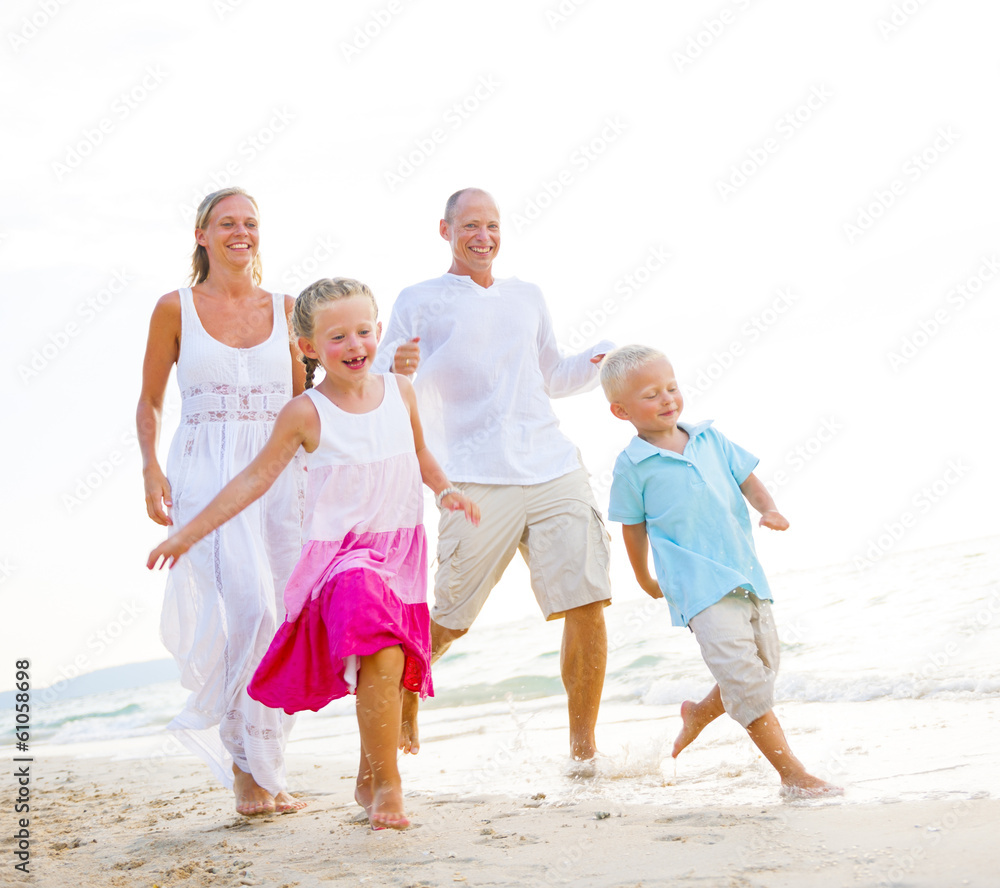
top-left (624, 420), bottom-right (714, 464)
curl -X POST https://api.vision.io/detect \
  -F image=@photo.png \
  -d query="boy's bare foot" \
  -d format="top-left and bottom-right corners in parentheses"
top-left (370, 785), bottom-right (410, 830)
top-left (399, 690), bottom-right (419, 754)
top-left (672, 700), bottom-right (707, 758)
top-left (779, 774), bottom-right (845, 799)
top-left (232, 765), bottom-right (276, 816)
top-left (274, 791), bottom-right (307, 813)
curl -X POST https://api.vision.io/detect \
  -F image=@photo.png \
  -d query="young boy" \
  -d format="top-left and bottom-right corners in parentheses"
top-left (601, 345), bottom-right (841, 798)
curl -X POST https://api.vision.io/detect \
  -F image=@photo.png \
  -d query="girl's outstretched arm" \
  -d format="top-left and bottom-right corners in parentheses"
top-left (396, 374), bottom-right (480, 526)
top-left (147, 396), bottom-right (319, 569)
top-left (739, 472), bottom-right (789, 530)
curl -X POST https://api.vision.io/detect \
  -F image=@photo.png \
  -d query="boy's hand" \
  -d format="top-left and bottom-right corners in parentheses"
top-left (759, 510), bottom-right (789, 531)
top-left (442, 492), bottom-right (481, 527)
top-left (642, 581), bottom-right (664, 600)
top-left (147, 536), bottom-right (192, 570)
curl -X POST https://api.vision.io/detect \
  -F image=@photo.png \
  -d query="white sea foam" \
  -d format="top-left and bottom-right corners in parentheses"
top-left (26, 536), bottom-right (1000, 805)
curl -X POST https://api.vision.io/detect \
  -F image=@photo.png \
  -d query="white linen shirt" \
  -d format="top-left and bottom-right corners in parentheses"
top-left (372, 273), bottom-right (613, 485)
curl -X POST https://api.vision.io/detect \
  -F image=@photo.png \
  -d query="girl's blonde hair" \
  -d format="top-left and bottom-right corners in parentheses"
top-left (189, 187), bottom-right (263, 286)
top-left (293, 278), bottom-right (379, 389)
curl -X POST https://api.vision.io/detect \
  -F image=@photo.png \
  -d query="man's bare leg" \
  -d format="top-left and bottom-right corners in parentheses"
top-left (232, 763), bottom-right (276, 816)
top-left (746, 709), bottom-right (843, 797)
top-left (399, 620), bottom-right (468, 754)
top-left (673, 684), bottom-right (725, 758)
top-left (561, 601), bottom-right (607, 762)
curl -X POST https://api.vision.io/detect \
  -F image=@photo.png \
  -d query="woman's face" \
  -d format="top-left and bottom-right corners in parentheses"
top-left (196, 194), bottom-right (259, 274)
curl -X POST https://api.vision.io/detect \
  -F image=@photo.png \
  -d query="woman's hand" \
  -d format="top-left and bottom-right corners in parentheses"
top-left (143, 466), bottom-right (173, 526)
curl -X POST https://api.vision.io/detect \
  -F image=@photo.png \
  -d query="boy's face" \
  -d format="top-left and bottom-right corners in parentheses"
top-left (611, 358), bottom-right (684, 438)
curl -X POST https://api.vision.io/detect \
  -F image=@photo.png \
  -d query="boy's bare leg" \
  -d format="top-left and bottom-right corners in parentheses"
top-left (561, 601), bottom-right (607, 762)
top-left (232, 763), bottom-right (276, 816)
top-left (357, 646), bottom-right (409, 829)
top-left (746, 709), bottom-right (843, 796)
top-left (399, 620), bottom-right (468, 754)
top-left (673, 684), bottom-right (726, 758)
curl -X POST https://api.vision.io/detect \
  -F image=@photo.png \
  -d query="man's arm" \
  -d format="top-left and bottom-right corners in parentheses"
top-left (621, 523), bottom-right (664, 599)
top-left (534, 288), bottom-right (614, 397)
top-left (372, 296), bottom-right (416, 375)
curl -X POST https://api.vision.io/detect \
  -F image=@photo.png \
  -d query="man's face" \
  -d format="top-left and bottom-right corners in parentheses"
top-left (441, 192), bottom-right (501, 279)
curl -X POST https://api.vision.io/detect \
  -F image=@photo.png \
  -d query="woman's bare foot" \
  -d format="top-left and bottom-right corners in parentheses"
top-left (398, 690), bottom-right (419, 754)
top-left (232, 764), bottom-right (276, 816)
top-left (779, 774), bottom-right (845, 799)
top-left (370, 784), bottom-right (410, 830)
top-left (274, 791), bottom-right (307, 813)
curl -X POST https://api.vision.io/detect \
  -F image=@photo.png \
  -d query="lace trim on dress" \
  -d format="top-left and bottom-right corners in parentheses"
top-left (181, 382), bottom-right (291, 425)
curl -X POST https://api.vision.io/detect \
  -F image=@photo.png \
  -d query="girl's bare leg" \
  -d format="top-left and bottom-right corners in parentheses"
top-left (356, 646), bottom-right (410, 829)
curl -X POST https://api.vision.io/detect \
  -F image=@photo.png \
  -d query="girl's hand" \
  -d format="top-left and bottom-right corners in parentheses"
top-left (143, 466), bottom-right (173, 526)
top-left (759, 510), bottom-right (789, 531)
top-left (442, 492), bottom-right (480, 526)
top-left (147, 536), bottom-right (191, 570)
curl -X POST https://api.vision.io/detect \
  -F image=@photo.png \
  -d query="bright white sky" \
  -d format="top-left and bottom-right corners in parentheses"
top-left (2, 0), bottom-right (998, 690)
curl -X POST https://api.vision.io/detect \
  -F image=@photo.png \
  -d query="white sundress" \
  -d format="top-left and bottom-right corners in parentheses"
top-left (159, 287), bottom-right (305, 795)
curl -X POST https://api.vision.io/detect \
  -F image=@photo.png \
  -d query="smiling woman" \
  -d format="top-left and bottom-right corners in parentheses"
top-left (135, 187), bottom-right (308, 817)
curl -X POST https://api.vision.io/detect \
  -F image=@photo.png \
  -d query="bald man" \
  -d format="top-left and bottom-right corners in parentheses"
top-left (374, 188), bottom-right (613, 770)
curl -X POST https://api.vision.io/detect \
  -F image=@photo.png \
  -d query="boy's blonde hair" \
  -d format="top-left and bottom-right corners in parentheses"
top-left (600, 344), bottom-right (668, 402)
top-left (293, 278), bottom-right (379, 389)
top-left (189, 187), bottom-right (262, 286)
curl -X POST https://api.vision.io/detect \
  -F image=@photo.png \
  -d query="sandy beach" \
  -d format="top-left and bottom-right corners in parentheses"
top-left (23, 703), bottom-right (998, 888)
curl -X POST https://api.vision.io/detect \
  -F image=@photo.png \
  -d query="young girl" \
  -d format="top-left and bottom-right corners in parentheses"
top-left (148, 277), bottom-right (480, 830)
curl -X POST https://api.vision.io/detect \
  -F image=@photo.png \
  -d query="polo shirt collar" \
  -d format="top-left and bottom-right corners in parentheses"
top-left (624, 420), bottom-right (714, 464)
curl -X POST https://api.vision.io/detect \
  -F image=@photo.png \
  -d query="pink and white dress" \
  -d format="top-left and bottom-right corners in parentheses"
top-left (249, 374), bottom-right (433, 712)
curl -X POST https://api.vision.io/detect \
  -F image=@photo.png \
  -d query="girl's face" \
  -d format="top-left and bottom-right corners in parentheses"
top-left (195, 194), bottom-right (259, 272)
top-left (301, 295), bottom-right (381, 382)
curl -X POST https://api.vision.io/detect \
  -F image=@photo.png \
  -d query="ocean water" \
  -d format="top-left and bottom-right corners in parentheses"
top-left (19, 535), bottom-right (999, 807)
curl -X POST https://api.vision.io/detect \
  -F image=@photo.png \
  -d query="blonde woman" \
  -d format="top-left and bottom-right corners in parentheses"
top-left (137, 187), bottom-right (307, 816)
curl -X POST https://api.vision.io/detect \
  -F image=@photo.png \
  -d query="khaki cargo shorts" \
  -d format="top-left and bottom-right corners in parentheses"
top-left (432, 467), bottom-right (612, 629)
top-left (688, 588), bottom-right (780, 728)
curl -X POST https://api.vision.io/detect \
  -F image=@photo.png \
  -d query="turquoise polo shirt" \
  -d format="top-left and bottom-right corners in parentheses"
top-left (608, 421), bottom-right (772, 627)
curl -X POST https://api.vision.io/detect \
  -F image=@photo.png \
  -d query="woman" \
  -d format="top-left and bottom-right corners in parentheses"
top-left (137, 187), bottom-right (307, 815)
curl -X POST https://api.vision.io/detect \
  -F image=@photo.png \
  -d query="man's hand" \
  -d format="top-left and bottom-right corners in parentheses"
top-left (393, 338), bottom-right (421, 376)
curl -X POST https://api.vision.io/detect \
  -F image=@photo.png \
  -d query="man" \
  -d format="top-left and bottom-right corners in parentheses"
top-left (374, 187), bottom-right (613, 767)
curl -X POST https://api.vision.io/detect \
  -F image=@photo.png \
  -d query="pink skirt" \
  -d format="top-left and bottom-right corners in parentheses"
top-left (248, 567), bottom-right (433, 714)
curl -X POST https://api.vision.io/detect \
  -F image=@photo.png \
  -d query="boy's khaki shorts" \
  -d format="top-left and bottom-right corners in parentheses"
top-left (431, 468), bottom-right (612, 630)
top-left (687, 588), bottom-right (780, 728)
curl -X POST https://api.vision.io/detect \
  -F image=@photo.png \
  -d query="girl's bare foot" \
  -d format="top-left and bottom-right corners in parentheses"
top-left (274, 790), bottom-right (307, 813)
top-left (232, 764), bottom-right (276, 816)
top-left (370, 785), bottom-right (410, 830)
top-left (399, 690), bottom-right (419, 754)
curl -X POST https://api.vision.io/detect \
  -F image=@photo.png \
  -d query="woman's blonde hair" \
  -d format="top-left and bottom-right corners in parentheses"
top-left (188, 187), bottom-right (263, 286)
top-left (293, 278), bottom-right (379, 389)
